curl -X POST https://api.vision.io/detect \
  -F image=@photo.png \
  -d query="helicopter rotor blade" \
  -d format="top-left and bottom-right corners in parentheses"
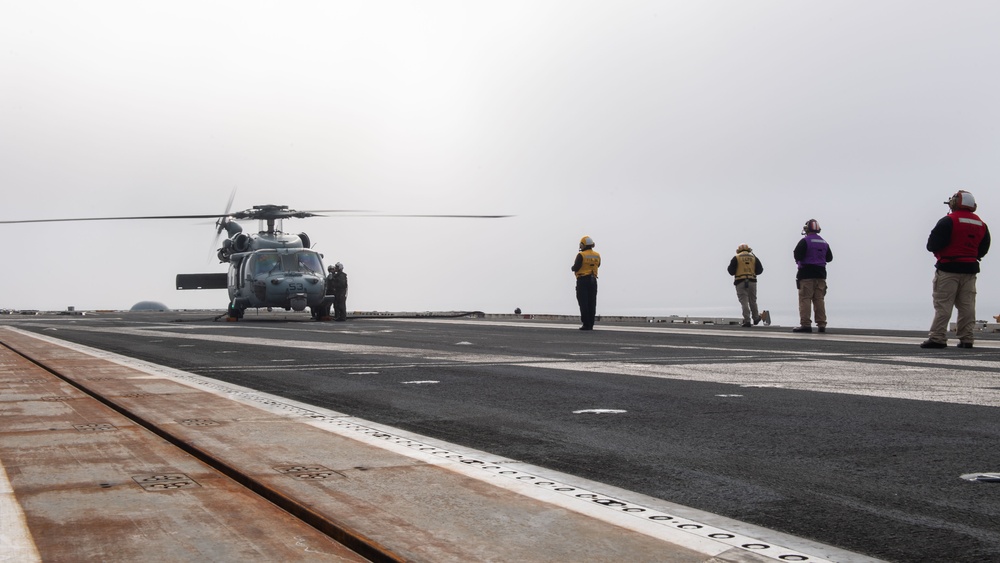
top-left (329, 214), bottom-right (514, 219)
top-left (210, 187), bottom-right (239, 259)
top-left (0, 207), bottom-right (513, 225)
top-left (215, 187), bottom-right (238, 231)
top-left (0, 214), bottom-right (231, 225)
top-left (223, 187), bottom-right (237, 216)
top-left (296, 210), bottom-right (376, 214)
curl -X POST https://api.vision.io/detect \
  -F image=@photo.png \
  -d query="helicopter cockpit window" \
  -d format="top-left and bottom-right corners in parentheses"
top-left (279, 251), bottom-right (322, 275)
top-left (293, 251), bottom-right (323, 275)
top-left (253, 254), bottom-right (281, 276)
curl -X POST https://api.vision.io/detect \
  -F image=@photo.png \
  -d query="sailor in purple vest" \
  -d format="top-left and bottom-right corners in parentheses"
top-left (920, 190), bottom-right (990, 349)
top-left (792, 219), bottom-right (833, 333)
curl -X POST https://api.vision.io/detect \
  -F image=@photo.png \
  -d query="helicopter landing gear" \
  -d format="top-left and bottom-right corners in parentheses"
top-left (227, 302), bottom-right (245, 321)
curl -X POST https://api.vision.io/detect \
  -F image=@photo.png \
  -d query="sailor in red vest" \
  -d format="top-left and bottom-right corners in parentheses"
top-left (921, 190), bottom-right (991, 349)
top-left (571, 235), bottom-right (601, 330)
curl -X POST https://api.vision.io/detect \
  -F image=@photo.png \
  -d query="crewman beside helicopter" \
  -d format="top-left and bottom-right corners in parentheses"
top-left (327, 263), bottom-right (349, 321)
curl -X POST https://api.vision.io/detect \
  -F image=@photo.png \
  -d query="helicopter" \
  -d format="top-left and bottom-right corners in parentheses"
top-left (0, 201), bottom-right (510, 320)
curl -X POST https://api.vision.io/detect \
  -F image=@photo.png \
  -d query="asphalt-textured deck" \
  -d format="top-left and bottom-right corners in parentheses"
top-left (0, 327), bottom-right (792, 563)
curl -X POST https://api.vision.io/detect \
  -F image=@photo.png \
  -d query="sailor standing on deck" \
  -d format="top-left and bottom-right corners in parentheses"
top-left (793, 219), bottom-right (833, 333)
top-left (921, 190), bottom-right (990, 349)
top-left (572, 236), bottom-right (601, 331)
top-left (728, 244), bottom-right (764, 327)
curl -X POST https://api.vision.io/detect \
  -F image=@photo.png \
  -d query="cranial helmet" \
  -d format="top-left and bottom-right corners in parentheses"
top-left (579, 236), bottom-right (595, 250)
top-left (334, 262), bottom-right (344, 271)
top-left (736, 244), bottom-right (752, 253)
top-left (328, 265), bottom-right (335, 272)
top-left (802, 219), bottom-right (821, 235)
top-left (946, 190), bottom-right (977, 212)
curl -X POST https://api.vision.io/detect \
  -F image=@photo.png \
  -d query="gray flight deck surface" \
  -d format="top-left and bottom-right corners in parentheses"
top-left (2, 312), bottom-right (998, 562)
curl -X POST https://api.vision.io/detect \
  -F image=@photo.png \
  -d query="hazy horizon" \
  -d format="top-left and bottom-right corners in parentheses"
top-left (2, 2), bottom-right (998, 332)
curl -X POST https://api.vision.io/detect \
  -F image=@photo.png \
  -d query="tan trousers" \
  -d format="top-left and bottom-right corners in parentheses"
top-left (798, 279), bottom-right (827, 327)
top-left (928, 270), bottom-right (978, 344)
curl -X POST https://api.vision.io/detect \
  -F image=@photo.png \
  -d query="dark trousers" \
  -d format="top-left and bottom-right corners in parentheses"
top-left (333, 294), bottom-right (347, 321)
top-left (576, 276), bottom-right (598, 328)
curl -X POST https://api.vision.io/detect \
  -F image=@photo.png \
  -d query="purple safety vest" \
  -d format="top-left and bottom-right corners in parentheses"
top-left (797, 234), bottom-right (828, 268)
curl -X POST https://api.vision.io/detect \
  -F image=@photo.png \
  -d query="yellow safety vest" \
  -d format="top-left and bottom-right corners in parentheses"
top-left (576, 249), bottom-right (601, 278)
top-left (734, 251), bottom-right (757, 280)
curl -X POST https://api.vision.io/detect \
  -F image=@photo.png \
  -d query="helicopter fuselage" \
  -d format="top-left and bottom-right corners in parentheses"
top-left (177, 211), bottom-right (336, 320)
top-left (225, 233), bottom-right (330, 318)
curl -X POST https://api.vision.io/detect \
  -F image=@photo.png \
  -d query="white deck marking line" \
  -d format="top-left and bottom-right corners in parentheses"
top-left (107, 316), bottom-right (1000, 349)
top-left (0, 344), bottom-right (41, 562)
top-left (647, 344), bottom-right (847, 356)
top-left (879, 355), bottom-right (1000, 369)
top-left (1, 323), bottom-right (918, 365)
top-left (36, 324), bottom-right (553, 364)
top-left (0, 450), bottom-right (41, 563)
top-left (387, 318), bottom-right (1000, 348)
top-left (22, 323), bottom-right (1000, 406)
top-left (7, 327), bottom-right (859, 562)
top-left (198, 364), bottom-right (418, 372)
top-left (520, 359), bottom-right (1000, 407)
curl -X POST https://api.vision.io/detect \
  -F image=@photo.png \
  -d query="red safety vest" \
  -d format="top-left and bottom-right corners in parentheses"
top-left (935, 210), bottom-right (986, 263)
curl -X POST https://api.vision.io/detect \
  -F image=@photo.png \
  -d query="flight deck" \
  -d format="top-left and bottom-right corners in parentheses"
top-left (3, 312), bottom-right (998, 561)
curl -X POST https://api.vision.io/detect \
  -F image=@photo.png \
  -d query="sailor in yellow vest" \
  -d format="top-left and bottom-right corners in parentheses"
top-left (727, 244), bottom-right (764, 327)
top-left (571, 235), bottom-right (601, 330)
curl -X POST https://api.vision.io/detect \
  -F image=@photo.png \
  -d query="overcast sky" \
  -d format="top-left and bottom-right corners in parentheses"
top-left (2, 1), bottom-right (998, 329)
